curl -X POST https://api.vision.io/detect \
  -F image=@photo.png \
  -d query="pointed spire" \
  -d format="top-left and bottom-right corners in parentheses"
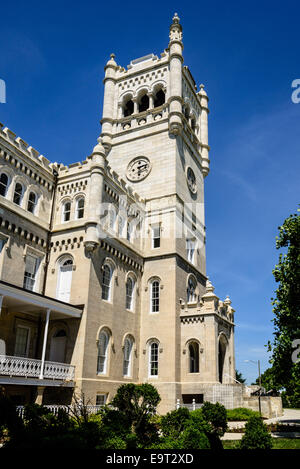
top-left (106, 53), bottom-right (117, 67)
top-left (169, 12), bottom-right (183, 43)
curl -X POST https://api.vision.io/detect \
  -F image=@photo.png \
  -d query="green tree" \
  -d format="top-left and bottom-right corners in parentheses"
top-left (235, 369), bottom-right (246, 384)
top-left (239, 416), bottom-right (272, 450)
top-left (253, 367), bottom-right (279, 392)
top-left (268, 209), bottom-right (300, 407)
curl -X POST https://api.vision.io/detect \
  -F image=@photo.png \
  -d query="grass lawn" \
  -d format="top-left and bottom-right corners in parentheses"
top-left (223, 439), bottom-right (300, 450)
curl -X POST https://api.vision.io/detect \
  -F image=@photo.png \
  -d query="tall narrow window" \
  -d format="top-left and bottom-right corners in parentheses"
top-left (102, 264), bottom-right (112, 301)
top-left (27, 192), bottom-right (37, 214)
top-left (57, 257), bottom-right (73, 302)
top-left (149, 342), bottom-right (159, 377)
top-left (23, 255), bottom-right (39, 291)
top-left (126, 277), bottom-right (134, 310)
top-left (151, 280), bottom-right (160, 313)
top-left (14, 326), bottom-right (30, 357)
top-left (13, 183), bottom-right (23, 206)
top-left (127, 222), bottom-right (132, 242)
top-left (186, 239), bottom-right (196, 264)
top-left (152, 225), bottom-right (160, 248)
top-left (76, 198), bottom-right (84, 219)
top-left (62, 201), bottom-right (71, 222)
top-left (123, 336), bottom-right (133, 377)
top-left (189, 342), bottom-right (199, 373)
top-left (97, 330), bottom-right (109, 374)
top-left (0, 173), bottom-right (9, 197)
top-left (187, 276), bottom-right (197, 303)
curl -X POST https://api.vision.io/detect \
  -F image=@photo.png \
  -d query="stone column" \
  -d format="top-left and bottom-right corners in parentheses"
top-left (101, 54), bottom-right (117, 152)
top-left (35, 386), bottom-right (45, 405)
top-left (84, 140), bottom-right (106, 255)
top-left (198, 84), bottom-right (210, 177)
top-left (168, 13), bottom-right (183, 135)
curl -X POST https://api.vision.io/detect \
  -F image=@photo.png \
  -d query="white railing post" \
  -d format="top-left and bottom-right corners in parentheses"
top-left (39, 308), bottom-right (51, 379)
top-left (192, 399), bottom-right (196, 411)
top-left (176, 398), bottom-right (180, 410)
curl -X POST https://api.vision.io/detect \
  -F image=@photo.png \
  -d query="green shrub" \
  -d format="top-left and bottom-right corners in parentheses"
top-left (180, 426), bottom-right (210, 449)
top-left (201, 402), bottom-right (227, 437)
top-left (227, 408), bottom-right (261, 421)
top-left (160, 407), bottom-right (191, 437)
top-left (239, 416), bottom-right (273, 450)
top-left (100, 436), bottom-right (127, 449)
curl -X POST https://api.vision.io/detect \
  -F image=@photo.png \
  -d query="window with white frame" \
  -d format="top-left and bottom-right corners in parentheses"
top-left (150, 280), bottom-right (160, 313)
top-left (126, 277), bottom-right (135, 310)
top-left (76, 197), bottom-right (85, 219)
top-left (123, 336), bottom-right (133, 377)
top-left (13, 182), bottom-right (24, 206)
top-left (27, 191), bottom-right (37, 214)
top-left (97, 330), bottom-right (109, 374)
top-left (151, 225), bottom-right (161, 249)
top-left (62, 201), bottom-right (71, 222)
top-left (101, 264), bottom-right (112, 301)
top-left (23, 254), bottom-right (40, 291)
top-left (14, 326), bottom-right (30, 357)
top-left (187, 276), bottom-right (197, 303)
top-left (149, 341), bottom-right (159, 377)
top-left (0, 173), bottom-right (9, 197)
top-left (186, 238), bottom-right (196, 264)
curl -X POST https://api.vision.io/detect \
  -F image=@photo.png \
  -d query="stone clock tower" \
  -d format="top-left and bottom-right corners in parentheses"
top-left (94, 13), bottom-right (236, 410)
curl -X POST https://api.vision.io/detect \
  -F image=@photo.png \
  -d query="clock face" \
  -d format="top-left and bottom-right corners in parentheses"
top-left (126, 156), bottom-right (151, 182)
top-left (187, 167), bottom-right (197, 194)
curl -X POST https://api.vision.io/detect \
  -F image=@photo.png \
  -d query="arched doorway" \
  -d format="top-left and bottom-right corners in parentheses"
top-left (49, 329), bottom-right (67, 363)
top-left (56, 256), bottom-right (73, 302)
top-left (218, 334), bottom-right (228, 383)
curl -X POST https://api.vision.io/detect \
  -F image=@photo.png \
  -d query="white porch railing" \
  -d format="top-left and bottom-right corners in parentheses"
top-left (16, 405), bottom-right (104, 419)
top-left (0, 355), bottom-right (75, 381)
top-left (176, 399), bottom-right (203, 411)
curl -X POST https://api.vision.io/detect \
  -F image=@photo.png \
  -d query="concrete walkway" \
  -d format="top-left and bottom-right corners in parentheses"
top-left (222, 409), bottom-right (300, 440)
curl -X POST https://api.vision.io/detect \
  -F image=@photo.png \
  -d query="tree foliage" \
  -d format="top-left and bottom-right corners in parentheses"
top-left (268, 209), bottom-right (300, 406)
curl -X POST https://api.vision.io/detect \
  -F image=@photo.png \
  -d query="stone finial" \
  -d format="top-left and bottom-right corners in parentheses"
top-left (106, 53), bottom-right (117, 67)
top-left (206, 278), bottom-right (215, 293)
top-left (172, 12), bottom-right (180, 24)
top-left (224, 295), bottom-right (232, 306)
top-left (199, 84), bottom-right (207, 97)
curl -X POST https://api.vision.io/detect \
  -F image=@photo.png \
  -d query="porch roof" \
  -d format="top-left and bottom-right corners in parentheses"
top-left (0, 280), bottom-right (83, 319)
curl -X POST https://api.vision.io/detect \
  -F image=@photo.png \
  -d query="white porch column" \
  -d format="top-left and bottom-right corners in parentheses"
top-left (39, 308), bottom-right (51, 379)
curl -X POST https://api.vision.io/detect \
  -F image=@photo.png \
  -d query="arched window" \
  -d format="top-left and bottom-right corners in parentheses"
top-left (124, 99), bottom-right (134, 117)
top-left (97, 330), bottom-right (110, 374)
top-left (187, 276), bottom-right (197, 303)
top-left (218, 335), bottom-right (228, 383)
top-left (27, 191), bottom-right (37, 214)
top-left (149, 341), bottom-right (159, 377)
top-left (189, 342), bottom-right (199, 373)
top-left (13, 182), bottom-right (24, 206)
top-left (62, 201), bottom-right (71, 222)
top-left (126, 277), bottom-right (135, 310)
top-left (138, 93), bottom-right (149, 113)
top-left (153, 89), bottom-right (165, 107)
top-left (102, 264), bottom-right (112, 301)
top-left (0, 173), bottom-right (9, 197)
top-left (123, 336), bottom-right (133, 377)
top-left (76, 197), bottom-right (84, 219)
top-left (57, 256), bottom-right (73, 302)
top-left (150, 280), bottom-right (160, 313)
top-left (191, 117), bottom-right (196, 132)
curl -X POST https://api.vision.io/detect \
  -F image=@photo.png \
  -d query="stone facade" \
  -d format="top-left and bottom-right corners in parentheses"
top-left (0, 14), bottom-right (238, 414)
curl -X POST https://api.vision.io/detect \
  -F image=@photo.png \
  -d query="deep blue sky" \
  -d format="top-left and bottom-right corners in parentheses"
top-left (1, 0), bottom-right (299, 384)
